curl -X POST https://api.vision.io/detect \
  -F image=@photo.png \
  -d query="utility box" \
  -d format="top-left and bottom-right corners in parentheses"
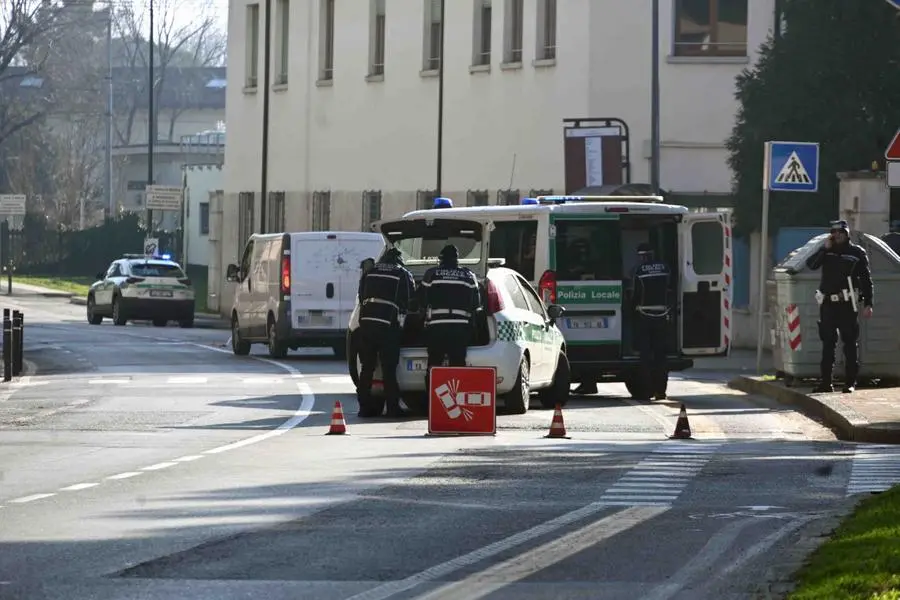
top-left (770, 232), bottom-right (900, 385)
top-left (837, 171), bottom-right (890, 237)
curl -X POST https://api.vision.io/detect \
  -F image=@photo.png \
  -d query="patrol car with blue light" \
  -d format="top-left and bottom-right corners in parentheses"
top-left (87, 253), bottom-right (196, 327)
top-left (381, 194), bottom-right (733, 400)
top-left (346, 204), bottom-right (571, 415)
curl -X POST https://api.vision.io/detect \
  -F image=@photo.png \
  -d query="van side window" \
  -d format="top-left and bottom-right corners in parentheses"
top-left (555, 220), bottom-right (621, 281)
top-left (239, 241), bottom-right (254, 281)
top-left (490, 221), bottom-right (538, 281)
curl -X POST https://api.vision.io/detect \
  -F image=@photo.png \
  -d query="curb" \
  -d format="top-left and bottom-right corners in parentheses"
top-left (69, 296), bottom-right (87, 306)
top-left (728, 375), bottom-right (900, 444)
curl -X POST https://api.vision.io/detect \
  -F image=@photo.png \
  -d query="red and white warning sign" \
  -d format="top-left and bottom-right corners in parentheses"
top-left (786, 304), bottom-right (802, 351)
top-left (428, 366), bottom-right (497, 436)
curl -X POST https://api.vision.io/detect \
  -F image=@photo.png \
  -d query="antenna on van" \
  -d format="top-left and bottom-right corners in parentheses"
top-left (508, 153), bottom-right (517, 189)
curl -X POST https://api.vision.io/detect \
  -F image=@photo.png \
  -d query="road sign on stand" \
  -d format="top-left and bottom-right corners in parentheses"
top-left (145, 185), bottom-right (183, 211)
top-left (428, 366), bottom-right (497, 436)
top-left (884, 127), bottom-right (900, 187)
top-left (143, 238), bottom-right (159, 256)
top-left (765, 142), bottom-right (820, 193)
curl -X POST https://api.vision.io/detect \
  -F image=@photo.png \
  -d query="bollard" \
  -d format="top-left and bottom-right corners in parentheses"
top-left (12, 310), bottom-right (21, 376)
top-left (18, 311), bottom-right (23, 375)
top-left (3, 309), bottom-right (10, 382)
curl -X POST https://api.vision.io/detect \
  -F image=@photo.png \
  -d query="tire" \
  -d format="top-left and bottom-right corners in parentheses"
top-left (503, 356), bottom-right (531, 415)
top-left (179, 319), bottom-right (194, 329)
top-left (347, 330), bottom-right (360, 388)
top-left (538, 352), bottom-right (571, 409)
top-left (231, 315), bottom-right (251, 356)
top-left (86, 296), bottom-right (102, 325)
top-left (152, 319), bottom-right (167, 327)
top-left (112, 296), bottom-right (127, 326)
top-left (267, 317), bottom-right (288, 359)
top-left (624, 376), bottom-right (651, 400)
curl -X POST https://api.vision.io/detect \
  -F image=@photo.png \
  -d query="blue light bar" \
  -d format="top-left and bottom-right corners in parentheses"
top-left (160, 253), bottom-right (171, 260)
top-left (520, 197), bottom-right (539, 205)
top-left (433, 197), bottom-right (453, 209)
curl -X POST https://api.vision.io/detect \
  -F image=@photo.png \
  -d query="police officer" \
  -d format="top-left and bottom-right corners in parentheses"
top-left (420, 245), bottom-right (481, 386)
top-left (356, 247), bottom-right (416, 418)
top-left (806, 220), bottom-right (874, 394)
top-left (628, 243), bottom-right (672, 401)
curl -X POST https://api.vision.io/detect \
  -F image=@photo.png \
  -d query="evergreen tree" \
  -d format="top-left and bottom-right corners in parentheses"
top-left (726, 0), bottom-right (900, 235)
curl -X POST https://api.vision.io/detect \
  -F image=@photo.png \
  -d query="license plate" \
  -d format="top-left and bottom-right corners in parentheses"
top-left (297, 314), bottom-right (332, 326)
top-left (149, 290), bottom-right (173, 298)
top-left (566, 317), bottom-right (608, 330)
top-left (407, 359), bottom-right (427, 371)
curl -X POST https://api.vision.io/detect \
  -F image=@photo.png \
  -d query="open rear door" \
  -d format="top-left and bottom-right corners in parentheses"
top-left (379, 217), bottom-right (493, 278)
top-left (679, 212), bottom-right (731, 357)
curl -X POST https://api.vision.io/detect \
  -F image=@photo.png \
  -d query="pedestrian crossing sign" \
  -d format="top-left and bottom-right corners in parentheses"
top-left (765, 141), bottom-right (820, 193)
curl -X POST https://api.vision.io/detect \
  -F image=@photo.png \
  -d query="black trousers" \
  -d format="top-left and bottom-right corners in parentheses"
top-left (425, 323), bottom-right (470, 391)
top-left (818, 300), bottom-right (860, 385)
top-left (635, 313), bottom-right (669, 397)
top-left (357, 322), bottom-right (402, 415)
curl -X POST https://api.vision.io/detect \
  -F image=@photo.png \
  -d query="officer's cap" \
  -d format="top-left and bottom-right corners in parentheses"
top-left (637, 243), bottom-right (654, 254)
top-left (439, 244), bottom-right (459, 260)
top-left (830, 220), bottom-right (850, 234)
top-left (380, 247), bottom-right (403, 263)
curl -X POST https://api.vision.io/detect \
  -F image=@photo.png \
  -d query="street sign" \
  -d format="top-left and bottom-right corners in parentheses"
top-left (428, 366), bottom-right (497, 436)
top-left (888, 162), bottom-right (900, 188)
top-left (0, 195), bottom-right (26, 217)
top-left (765, 141), bottom-right (820, 193)
top-left (885, 127), bottom-right (900, 161)
top-left (143, 237), bottom-right (159, 256)
top-left (145, 185), bottom-right (183, 211)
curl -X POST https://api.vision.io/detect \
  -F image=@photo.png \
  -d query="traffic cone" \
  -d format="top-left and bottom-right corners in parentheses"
top-left (670, 403), bottom-right (692, 440)
top-left (326, 400), bottom-right (348, 435)
top-left (545, 404), bottom-right (570, 439)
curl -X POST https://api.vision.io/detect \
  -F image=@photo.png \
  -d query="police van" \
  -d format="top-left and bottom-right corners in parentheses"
top-left (393, 195), bottom-right (732, 399)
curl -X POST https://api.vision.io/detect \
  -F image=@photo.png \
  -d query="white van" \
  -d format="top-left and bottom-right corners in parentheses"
top-left (226, 231), bottom-right (386, 358)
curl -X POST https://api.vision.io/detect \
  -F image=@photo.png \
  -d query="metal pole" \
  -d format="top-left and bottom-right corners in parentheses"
top-left (12, 310), bottom-right (21, 376)
top-left (106, 3), bottom-right (114, 218)
top-left (3, 309), bottom-right (10, 382)
top-left (435, 0), bottom-right (445, 196)
top-left (650, 0), bottom-right (661, 194)
top-left (259, 0), bottom-right (272, 233)
top-left (146, 0), bottom-right (154, 232)
top-left (755, 188), bottom-right (771, 374)
top-left (17, 311), bottom-right (23, 376)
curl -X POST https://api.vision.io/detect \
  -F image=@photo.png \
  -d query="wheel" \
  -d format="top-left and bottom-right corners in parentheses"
top-left (112, 297), bottom-right (127, 326)
top-left (538, 352), bottom-right (571, 409)
top-left (347, 330), bottom-right (360, 388)
top-left (624, 376), bottom-right (651, 400)
top-left (332, 338), bottom-right (348, 360)
top-left (86, 295), bottom-right (102, 325)
top-left (152, 319), bottom-right (167, 327)
top-left (231, 315), bottom-right (251, 356)
top-left (503, 356), bottom-right (531, 415)
top-left (179, 319), bottom-right (194, 329)
top-left (267, 317), bottom-right (288, 359)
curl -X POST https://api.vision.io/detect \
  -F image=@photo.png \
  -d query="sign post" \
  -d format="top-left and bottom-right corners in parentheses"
top-left (758, 141), bottom-right (820, 374)
top-left (428, 366), bottom-right (497, 436)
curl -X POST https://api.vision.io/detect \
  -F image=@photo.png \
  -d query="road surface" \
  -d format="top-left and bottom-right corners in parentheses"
top-left (1, 294), bottom-right (898, 600)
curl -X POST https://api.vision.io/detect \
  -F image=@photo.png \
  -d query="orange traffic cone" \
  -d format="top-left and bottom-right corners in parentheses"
top-left (545, 404), bottom-right (570, 439)
top-left (326, 400), bottom-right (348, 435)
top-left (670, 403), bottom-right (692, 440)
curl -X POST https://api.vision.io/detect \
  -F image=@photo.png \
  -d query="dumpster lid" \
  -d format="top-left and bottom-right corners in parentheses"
top-left (774, 232), bottom-right (900, 274)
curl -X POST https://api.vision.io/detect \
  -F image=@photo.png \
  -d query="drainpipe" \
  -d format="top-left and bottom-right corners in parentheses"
top-left (260, 0), bottom-right (272, 232)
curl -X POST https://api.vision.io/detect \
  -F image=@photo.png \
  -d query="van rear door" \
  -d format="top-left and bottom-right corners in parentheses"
top-left (290, 234), bottom-right (344, 330)
top-left (678, 212), bottom-right (731, 356)
top-left (333, 233), bottom-right (386, 328)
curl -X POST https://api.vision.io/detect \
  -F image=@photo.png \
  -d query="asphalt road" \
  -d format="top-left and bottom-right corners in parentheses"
top-left (2, 294), bottom-right (899, 600)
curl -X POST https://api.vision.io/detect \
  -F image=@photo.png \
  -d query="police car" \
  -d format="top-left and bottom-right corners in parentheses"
top-left (346, 212), bottom-right (570, 416)
top-left (87, 254), bottom-right (196, 327)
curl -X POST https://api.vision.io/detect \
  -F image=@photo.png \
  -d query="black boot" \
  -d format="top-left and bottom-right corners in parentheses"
top-left (384, 400), bottom-right (409, 418)
top-left (574, 381), bottom-right (598, 395)
top-left (812, 382), bottom-right (834, 394)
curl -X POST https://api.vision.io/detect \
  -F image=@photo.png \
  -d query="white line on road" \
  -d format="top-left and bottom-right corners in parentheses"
top-left (166, 376), bottom-right (209, 384)
top-left (59, 483), bottom-right (99, 491)
top-left (173, 455), bottom-right (204, 462)
top-left (142, 462), bottom-right (178, 471)
top-left (415, 506), bottom-right (668, 600)
top-left (87, 379), bottom-right (130, 385)
top-left (105, 472), bottom-right (142, 480)
top-left (9, 493), bottom-right (57, 504)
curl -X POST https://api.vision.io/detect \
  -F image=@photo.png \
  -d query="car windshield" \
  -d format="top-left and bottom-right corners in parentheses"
top-left (383, 220), bottom-right (484, 268)
top-left (130, 263), bottom-right (185, 278)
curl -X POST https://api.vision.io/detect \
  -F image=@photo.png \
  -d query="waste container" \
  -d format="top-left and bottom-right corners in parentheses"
top-left (770, 232), bottom-right (900, 385)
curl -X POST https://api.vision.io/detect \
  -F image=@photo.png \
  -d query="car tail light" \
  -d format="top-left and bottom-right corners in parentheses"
top-left (486, 280), bottom-right (505, 314)
top-left (538, 270), bottom-right (557, 304)
top-left (178, 278), bottom-right (192, 286)
top-left (280, 254), bottom-right (291, 294)
top-left (125, 277), bottom-right (145, 285)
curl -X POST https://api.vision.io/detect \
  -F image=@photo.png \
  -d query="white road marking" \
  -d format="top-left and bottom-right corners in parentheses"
top-left (9, 381), bottom-right (48, 388)
top-left (166, 376), bottom-right (209, 384)
top-left (173, 455), bottom-right (204, 462)
top-left (105, 472), bottom-right (142, 480)
top-left (847, 446), bottom-right (900, 496)
top-left (241, 376), bottom-right (283, 385)
top-left (415, 506), bottom-right (668, 600)
top-left (10, 493), bottom-right (56, 504)
top-left (59, 483), bottom-right (99, 491)
top-left (346, 502), bottom-right (657, 600)
top-left (88, 379), bottom-right (130, 385)
top-left (318, 375), bottom-right (354, 384)
top-left (142, 462), bottom-right (177, 471)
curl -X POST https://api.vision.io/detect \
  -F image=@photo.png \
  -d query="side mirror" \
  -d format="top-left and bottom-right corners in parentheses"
top-left (225, 263), bottom-right (239, 282)
top-left (547, 304), bottom-right (565, 321)
top-left (96, 271), bottom-right (105, 281)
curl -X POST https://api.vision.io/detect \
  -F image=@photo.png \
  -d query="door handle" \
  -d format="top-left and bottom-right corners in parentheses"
top-left (326, 283), bottom-right (334, 298)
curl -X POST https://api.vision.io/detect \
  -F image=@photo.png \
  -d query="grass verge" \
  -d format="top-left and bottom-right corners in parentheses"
top-left (788, 485), bottom-right (900, 600)
top-left (11, 275), bottom-right (93, 297)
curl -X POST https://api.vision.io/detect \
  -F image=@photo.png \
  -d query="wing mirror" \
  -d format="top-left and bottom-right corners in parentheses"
top-left (546, 304), bottom-right (565, 322)
top-left (225, 263), bottom-right (239, 282)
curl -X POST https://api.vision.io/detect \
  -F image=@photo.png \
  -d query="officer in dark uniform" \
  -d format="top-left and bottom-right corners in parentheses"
top-left (419, 244), bottom-right (481, 387)
top-left (628, 243), bottom-right (672, 401)
top-left (806, 220), bottom-right (874, 393)
top-left (356, 247), bottom-right (416, 418)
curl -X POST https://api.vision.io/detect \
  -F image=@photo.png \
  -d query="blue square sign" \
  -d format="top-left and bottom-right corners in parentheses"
top-left (766, 141), bottom-right (820, 193)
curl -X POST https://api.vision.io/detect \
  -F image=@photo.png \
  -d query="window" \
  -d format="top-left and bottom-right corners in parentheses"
top-left (319, 0), bottom-right (335, 80)
top-left (267, 191), bottom-right (285, 233)
top-left (245, 4), bottom-right (260, 87)
top-left (239, 240), bottom-right (254, 281)
top-left (424, 0), bottom-right (442, 71)
top-left (199, 202), bottom-right (210, 235)
top-left (536, 0), bottom-right (556, 60)
top-left (238, 191), bottom-right (255, 247)
top-left (504, 0), bottom-right (523, 64)
top-left (275, 0), bottom-right (290, 84)
top-left (417, 189), bottom-right (437, 210)
top-left (518, 275), bottom-right (548, 317)
top-left (497, 189), bottom-right (520, 205)
top-left (472, 0), bottom-right (491, 66)
top-left (467, 190), bottom-right (488, 206)
top-left (362, 191), bottom-right (382, 231)
top-left (502, 274), bottom-right (530, 311)
top-left (370, 0), bottom-right (386, 76)
top-left (554, 219), bottom-right (622, 281)
top-left (311, 191), bottom-right (331, 231)
top-left (691, 221), bottom-right (724, 275)
top-left (490, 220), bottom-right (538, 280)
top-left (131, 263), bottom-right (186, 279)
top-left (673, 0), bottom-right (748, 57)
